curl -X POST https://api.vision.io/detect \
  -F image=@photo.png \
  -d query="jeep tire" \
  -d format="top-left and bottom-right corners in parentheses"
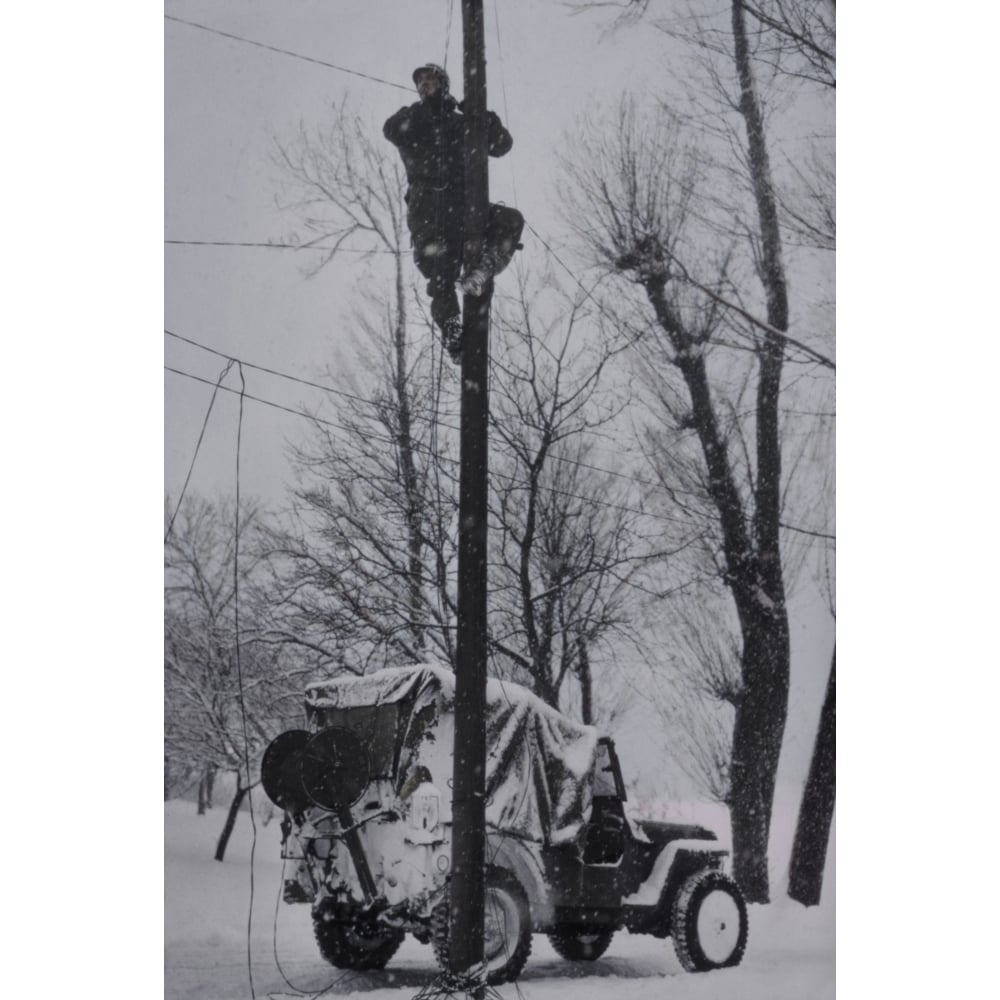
top-left (431, 866), bottom-right (532, 984)
top-left (312, 912), bottom-right (404, 971)
top-left (670, 869), bottom-right (748, 972)
top-left (548, 926), bottom-right (615, 961)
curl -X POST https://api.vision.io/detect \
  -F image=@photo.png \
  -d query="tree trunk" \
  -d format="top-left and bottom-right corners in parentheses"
top-left (205, 766), bottom-right (216, 810)
top-left (645, 279), bottom-right (790, 903)
top-left (727, 0), bottom-right (793, 904)
top-left (788, 648), bottom-right (836, 906)
top-left (197, 773), bottom-right (208, 815)
top-left (214, 774), bottom-right (249, 862)
top-left (577, 636), bottom-right (593, 725)
top-left (729, 618), bottom-right (790, 902)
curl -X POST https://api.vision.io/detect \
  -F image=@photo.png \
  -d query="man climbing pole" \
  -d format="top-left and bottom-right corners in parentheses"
top-left (383, 62), bottom-right (524, 364)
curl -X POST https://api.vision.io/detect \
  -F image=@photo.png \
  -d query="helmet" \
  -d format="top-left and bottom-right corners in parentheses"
top-left (412, 63), bottom-right (450, 95)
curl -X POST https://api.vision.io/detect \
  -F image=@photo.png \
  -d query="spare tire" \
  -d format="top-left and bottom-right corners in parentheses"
top-left (260, 730), bottom-right (311, 811)
top-left (299, 727), bottom-right (370, 810)
top-left (313, 910), bottom-right (404, 971)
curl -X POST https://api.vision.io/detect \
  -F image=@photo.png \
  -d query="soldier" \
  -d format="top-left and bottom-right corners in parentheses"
top-left (384, 63), bottom-right (524, 363)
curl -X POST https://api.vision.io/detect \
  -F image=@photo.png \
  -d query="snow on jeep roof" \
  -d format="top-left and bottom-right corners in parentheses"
top-left (304, 663), bottom-right (581, 723)
top-left (303, 664), bottom-right (599, 844)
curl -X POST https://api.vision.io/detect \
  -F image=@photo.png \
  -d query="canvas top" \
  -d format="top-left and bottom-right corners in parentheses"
top-left (303, 664), bottom-right (599, 845)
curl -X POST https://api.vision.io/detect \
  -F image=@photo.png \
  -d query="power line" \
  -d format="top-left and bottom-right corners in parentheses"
top-left (443, 0), bottom-right (456, 74)
top-left (525, 221), bottom-right (835, 371)
top-left (492, 0), bottom-right (519, 209)
top-left (164, 358), bottom-right (234, 543)
top-left (165, 8), bottom-right (832, 535)
top-left (166, 239), bottom-right (409, 254)
top-left (169, 360), bottom-right (837, 545)
top-left (166, 333), bottom-right (834, 542)
top-left (167, 328), bottom-right (420, 415)
top-left (165, 363), bottom-right (698, 530)
top-left (166, 364), bottom-right (397, 445)
top-left (165, 14), bottom-right (412, 91)
top-left (167, 329), bottom-right (680, 498)
top-left (524, 222), bottom-right (648, 342)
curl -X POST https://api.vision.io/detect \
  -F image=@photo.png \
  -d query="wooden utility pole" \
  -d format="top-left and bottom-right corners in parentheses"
top-left (449, 0), bottom-right (490, 983)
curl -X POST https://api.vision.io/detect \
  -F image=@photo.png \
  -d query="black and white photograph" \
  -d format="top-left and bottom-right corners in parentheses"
top-left (164, 2), bottom-right (836, 997)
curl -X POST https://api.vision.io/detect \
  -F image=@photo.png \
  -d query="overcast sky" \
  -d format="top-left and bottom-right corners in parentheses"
top-left (164, 0), bottom-right (696, 504)
top-left (164, 0), bottom-right (836, 776)
top-left (164, 0), bottom-right (835, 491)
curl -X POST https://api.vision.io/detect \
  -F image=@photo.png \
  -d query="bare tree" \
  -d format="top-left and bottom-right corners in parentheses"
top-left (274, 98), bottom-right (409, 272)
top-left (265, 312), bottom-right (460, 672)
top-left (164, 496), bottom-right (303, 859)
top-left (560, 0), bottom-right (834, 901)
top-left (485, 274), bottom-right (674, 718)
top-left (568, 1), bottom-right (834, 90)
top-left (267, 102), bottom-right (458, 671)
top-left (268, 265), bottom-right (665, 711)
top-left (275, 102), bottom-right (429, 638)
top-left (734, 0), bottom-right (835, 91)
top-left (272, 108), bottom-right (669, 732)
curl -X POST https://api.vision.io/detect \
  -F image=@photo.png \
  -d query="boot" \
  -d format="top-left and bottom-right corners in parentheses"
top-left (459, 248), bottom-right (499, 297)
top-left (441, 315), bottom-right (463, 365)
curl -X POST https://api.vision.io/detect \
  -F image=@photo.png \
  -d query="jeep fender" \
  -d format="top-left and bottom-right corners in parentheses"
top-left (485, 832), bottom-right (554, 928)
top-left (622, 839), bottom-right (728, 909)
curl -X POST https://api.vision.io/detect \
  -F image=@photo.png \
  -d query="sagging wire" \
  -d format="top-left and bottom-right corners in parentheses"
top-left (522, 219), bottom-right (834, 373)
top-left (166, 239), bottom-right (410, 253)
top-left (492, 0), bottom-right (519, 210)
top-left (429, 323), bottom-right (455, 662)
top-left (166, 15), bottom-right (412, 91)
top-left (166, 328), bottom-right (407, 415)
top-left (165, 329), bottom-right (689, 501)
top-left (231, 362), bottom-right (260, 1000)
top-left (165, 362), bottom-right (706, 531)
top-left (443, 0), bottom-right (456, 75)
top-left (271, 858), bottom-right (313, 997)
top-left (164, 357), bottom-right (234, 543)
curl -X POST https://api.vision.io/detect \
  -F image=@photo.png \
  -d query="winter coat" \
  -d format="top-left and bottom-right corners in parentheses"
top-left (383, 95), bottom-right (513, 204)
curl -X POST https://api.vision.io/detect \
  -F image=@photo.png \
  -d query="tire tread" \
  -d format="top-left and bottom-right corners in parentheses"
top-left (670, 869), bottom-right (748, 973)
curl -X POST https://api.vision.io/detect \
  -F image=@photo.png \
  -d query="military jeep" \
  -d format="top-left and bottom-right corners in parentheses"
top-left (261, 664), bottom-right (747, 984)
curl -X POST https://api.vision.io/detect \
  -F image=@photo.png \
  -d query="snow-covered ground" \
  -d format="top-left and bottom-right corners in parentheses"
top-left (165, 800), bottom-right (834, 1000)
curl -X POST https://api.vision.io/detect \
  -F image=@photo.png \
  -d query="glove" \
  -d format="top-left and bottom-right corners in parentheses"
top-left (456, 102), bottom-right (502, 126)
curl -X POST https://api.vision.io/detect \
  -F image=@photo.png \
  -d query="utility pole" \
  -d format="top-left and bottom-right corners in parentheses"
top-left (449, 0), bottom-right (489, 986)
